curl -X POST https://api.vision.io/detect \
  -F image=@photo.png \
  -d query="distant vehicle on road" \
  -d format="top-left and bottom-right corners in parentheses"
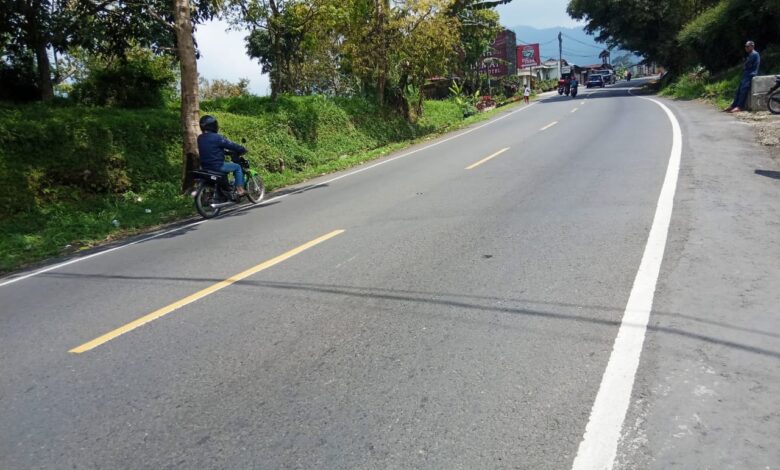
top-left (586, 75), bottom-right (605, 88)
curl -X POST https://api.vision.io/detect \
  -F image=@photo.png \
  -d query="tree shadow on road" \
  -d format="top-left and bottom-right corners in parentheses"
top-left (755, 169), bottom-right (780, 180)
top-left (39, 273), bottom-right (780, 360)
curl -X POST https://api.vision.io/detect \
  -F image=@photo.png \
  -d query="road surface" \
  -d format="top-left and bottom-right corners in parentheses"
top-left (2, 79), bottom-right (778, 469)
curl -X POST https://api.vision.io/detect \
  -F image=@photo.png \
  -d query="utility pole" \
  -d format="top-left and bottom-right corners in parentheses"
top-left (558, 31), bottom-right (563, 79)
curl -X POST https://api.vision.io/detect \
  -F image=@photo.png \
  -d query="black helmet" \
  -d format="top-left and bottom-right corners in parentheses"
top-left (199, 115), bottom-right (218, 133)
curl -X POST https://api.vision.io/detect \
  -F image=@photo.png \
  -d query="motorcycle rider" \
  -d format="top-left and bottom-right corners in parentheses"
top-left (570, 74), bottom-right (579, 97)
top-left (197, 115), bottom-right (247, 196)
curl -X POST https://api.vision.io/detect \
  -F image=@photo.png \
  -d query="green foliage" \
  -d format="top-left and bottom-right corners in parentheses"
top-left (660, 67), bottom-right (741, 109)
top-left (534, 79), bottom-right (559, 93)
top-left (0, 94), bottom-right (471, 271)
top-left (678, 0), bottom-right (780, 73)
top-left (567, 0), bottom-right (779, 75)
top-left (70, 49), bottom-right (177, 108)
top-left (199, 78), bottom-right (251, 101)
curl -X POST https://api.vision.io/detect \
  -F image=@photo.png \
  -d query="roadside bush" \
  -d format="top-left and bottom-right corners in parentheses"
top-left (70, 49), bottom-right (177, 108)
top-left (0, 104), bottom-right (180, 216)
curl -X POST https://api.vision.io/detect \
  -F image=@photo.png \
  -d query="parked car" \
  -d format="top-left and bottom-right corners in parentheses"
top-left (586, 75), bottom-right (605, 88)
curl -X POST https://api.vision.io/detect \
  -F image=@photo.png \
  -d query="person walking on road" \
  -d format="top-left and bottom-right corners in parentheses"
top-left (523, 85), bottom-right (531, 104)
top-left (726, 41), bottom-right (760, 113)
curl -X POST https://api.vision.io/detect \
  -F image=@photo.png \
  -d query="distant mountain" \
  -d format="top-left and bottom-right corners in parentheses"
top-left (509, 25), bottom-right (639, 67)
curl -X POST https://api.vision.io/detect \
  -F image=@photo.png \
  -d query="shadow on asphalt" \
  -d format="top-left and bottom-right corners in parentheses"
top-left (755, 169), bottom-right (780, 180)
top-left (39, 274), bottom-right (780, 359)
top-left (539, 86), bottom-right (640, 104)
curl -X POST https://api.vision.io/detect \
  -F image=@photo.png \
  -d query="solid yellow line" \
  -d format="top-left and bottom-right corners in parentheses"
top-left (540, 121), bottom-right (558, 131)
top-left (465, 147), bottom-right (510, 170)
top-left (69, 229), bottom-right (345, 354)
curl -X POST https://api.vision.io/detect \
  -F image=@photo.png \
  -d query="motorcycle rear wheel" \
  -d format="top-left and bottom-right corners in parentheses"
top-left (195, 183), bottom-right (222, 219)
top-left (768, 90), bottom-right (780, 115)
top-left (246, 175), bottom-right (265, 203)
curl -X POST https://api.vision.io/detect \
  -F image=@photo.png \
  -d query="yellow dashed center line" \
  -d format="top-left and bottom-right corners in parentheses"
top-left (69, 230), bottom-right (346, 354)
top-left (465, 147), bottom-right (511, 170)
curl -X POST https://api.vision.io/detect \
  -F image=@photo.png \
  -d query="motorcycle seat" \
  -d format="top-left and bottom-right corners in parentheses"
top-left (197, 169), bottom-right (227, 176)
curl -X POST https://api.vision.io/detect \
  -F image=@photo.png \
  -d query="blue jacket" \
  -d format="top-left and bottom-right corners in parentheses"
top-left (744, 50), bottom-right (760, 77)
top-left (197, 132), bottom-right (246, 171)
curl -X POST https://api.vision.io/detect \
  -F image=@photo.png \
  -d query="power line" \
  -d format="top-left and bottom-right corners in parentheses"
top-left (561, 33), bottom-right (606, 50)
top-left (516, 37), bottom-right (558, 46)
top-left (562, 49), bottom-right (599, 59)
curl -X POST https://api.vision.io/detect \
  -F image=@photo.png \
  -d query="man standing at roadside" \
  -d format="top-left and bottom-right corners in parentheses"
top-left (726, 41), bottom-right (760, 113)
top-left (523, 85), bottom-right (531, 104)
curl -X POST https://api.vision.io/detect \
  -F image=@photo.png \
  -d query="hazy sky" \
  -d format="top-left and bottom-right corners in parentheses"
top-left (195, 0), bottom-right (582, 95)
top-left (497, 0), bottom-right (581, 29)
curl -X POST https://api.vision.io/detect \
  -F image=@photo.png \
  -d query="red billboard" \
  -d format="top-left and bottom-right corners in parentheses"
top-left (517, 44), bottom-right (541, 68)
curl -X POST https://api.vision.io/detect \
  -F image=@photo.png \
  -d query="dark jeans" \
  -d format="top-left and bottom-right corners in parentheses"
top-left (731, 75), bottom-right (753, 109)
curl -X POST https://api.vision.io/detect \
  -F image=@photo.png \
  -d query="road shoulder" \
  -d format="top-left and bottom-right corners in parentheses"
top-left (616, 98), bottom-right (780, 469)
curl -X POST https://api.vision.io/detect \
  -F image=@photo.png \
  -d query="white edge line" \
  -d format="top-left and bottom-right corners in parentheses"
top-left (571, 89), bottom-right (682, 470)
top-left (0, 102), bottom-right (538, 288)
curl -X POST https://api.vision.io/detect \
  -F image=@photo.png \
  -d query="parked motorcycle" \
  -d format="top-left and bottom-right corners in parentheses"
top-left (191, 150), bottom-right (265, 219)
top-left (768, 75), bottom-right (780, 115)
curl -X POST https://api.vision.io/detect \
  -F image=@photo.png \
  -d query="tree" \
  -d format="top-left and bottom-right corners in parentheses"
top-left (566, 0), bottom-right (715, 73)
top-left (0, 0), bottom-right (69, 100)
top-left (395, 0), bottom-right (459, 115)
top-left (226, 0), bottom-right (322, 100)
top-left (199, 77), bottom-right (250, 100)
top-left (173, 0), bottom-right (203, 191)
top-left (677, 0), bottom-right (780, 72)
top-left (453, 7), bottom-right (501, 91)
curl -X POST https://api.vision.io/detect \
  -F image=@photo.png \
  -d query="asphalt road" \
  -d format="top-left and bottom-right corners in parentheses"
top-left (2, 80), bottom-right (778, 469)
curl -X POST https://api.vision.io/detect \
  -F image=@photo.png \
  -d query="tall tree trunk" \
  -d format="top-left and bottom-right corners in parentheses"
top-left (35, 39), bottom-right (54, 101)
top-left (173, 0), bottom-right (201, 192)
top-left (269, 0), bottom-right (281, 101)
top-left (26, 0), bottom-right (53, 101)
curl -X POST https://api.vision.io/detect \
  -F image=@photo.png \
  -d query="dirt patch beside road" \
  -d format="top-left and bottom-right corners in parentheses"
top-left (736, 111), bottom-right (780, 162)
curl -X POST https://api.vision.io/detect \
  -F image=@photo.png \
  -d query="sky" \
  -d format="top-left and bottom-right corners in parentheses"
top-left (195, 0), bottom-right (582, 95)
top-left (497, 0), bottom-right (581, 29)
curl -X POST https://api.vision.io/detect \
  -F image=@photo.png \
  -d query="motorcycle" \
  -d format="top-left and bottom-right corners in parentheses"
top-left (571, 86), bottom-right (578, 98)
top-left (768, 75), bottom-right (780, 115)
top-left (191, 149), bottom-right (265, 219)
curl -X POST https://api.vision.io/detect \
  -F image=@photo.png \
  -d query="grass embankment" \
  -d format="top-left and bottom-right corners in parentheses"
top-left (0, 96), bottom-right (515, 272)
top-left (660, 48), bottom-right (779, 107)
top-left (659, 68), bottom-right (741, 108)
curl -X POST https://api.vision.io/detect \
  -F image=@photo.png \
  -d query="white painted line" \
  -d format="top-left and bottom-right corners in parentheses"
top-left (0, 103), bottom-right (538, 288)
top-left (540, 121), bottom-right (558, 131)
top-left (580, 101), bottom-right (586, 105)
top-left (571, 93), bottom-right (682, 470)
top-left (571, 108), bottom-right (579, 113)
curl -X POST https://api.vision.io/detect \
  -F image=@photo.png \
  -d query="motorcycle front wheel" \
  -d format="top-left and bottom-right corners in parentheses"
top-left (768, 90), bottom-right (780, 115)
top-left (246, 175), bottom-right (265, 203)
top-left (195, 183), bottom-right (222, 219)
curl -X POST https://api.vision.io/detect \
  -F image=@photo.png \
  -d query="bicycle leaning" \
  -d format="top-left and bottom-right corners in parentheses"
top-left (767, 75), bottom-right (780, 115)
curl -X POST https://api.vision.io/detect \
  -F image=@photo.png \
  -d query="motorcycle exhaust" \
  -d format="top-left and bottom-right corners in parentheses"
top-left (210, 201), bottom-right (234, 209)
